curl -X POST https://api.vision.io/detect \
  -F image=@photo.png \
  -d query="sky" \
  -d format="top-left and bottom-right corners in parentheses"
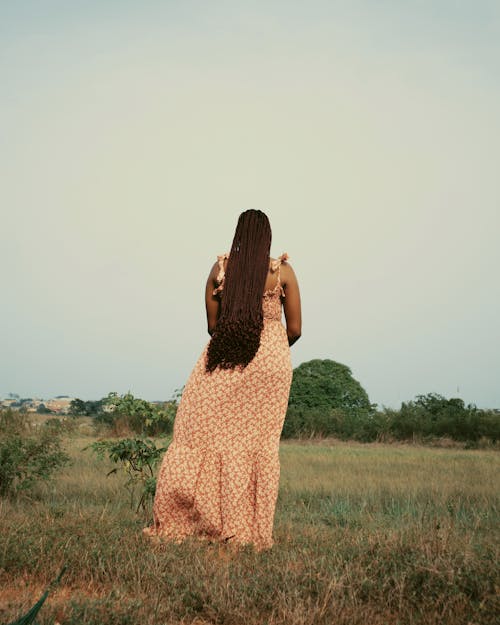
top-left (1, 0), bottom-right (499, 409)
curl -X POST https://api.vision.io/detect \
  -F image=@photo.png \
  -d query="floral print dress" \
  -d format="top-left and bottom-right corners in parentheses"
top-left (144, 253), bottom-right (293, 551)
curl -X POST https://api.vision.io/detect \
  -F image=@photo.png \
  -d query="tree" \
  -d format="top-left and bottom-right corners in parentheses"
top-left (68, 398), bottom-right (103, 417)
top-left (69, 399), bottom-right (86, 416)
top-left (288, 359), bottom-right (373, 415)
top-left (283, 359), bottom-right (375, 439)
top-left (393, 392), bottom-right (494, 442)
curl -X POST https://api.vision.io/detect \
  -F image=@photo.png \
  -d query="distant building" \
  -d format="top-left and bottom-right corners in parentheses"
top-left (25, 399), bottom-right (43, 413)
top-left (44, 398), bottom-right (75, 415)
top-left (1, 397), bottom-right (76, 414)
top-left (1, 399), bottom-right (18, 408)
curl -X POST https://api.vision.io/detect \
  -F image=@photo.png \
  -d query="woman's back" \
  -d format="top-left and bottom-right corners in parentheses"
top-left (145, 210), bottom-right (301, 551)
top-left (206, 253), bottom-right (302, 345)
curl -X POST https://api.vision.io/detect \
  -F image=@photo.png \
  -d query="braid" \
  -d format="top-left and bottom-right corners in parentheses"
top-left (206, 210), bottom-right (272, 372)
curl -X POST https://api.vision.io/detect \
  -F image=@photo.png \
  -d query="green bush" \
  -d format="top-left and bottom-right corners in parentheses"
top-left (386, 394), bottom-right (500, 443)
top-left (95, 392), bottom-right (176, 436)
top-left (282, 389), bottom-right (499, 445)
top-left (0, 409), bottom-right (70, 498)
top-left (282, 407), bottom-right (386, 441)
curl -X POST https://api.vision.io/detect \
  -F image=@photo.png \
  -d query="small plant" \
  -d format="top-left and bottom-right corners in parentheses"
top-left (86, 438), bottom-right (168, 511)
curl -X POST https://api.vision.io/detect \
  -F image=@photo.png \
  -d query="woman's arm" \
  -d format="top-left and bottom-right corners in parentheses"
top-left (205, 262), bottom-right (221, 335)
top-left (281, 263), bottom-right (302, 346)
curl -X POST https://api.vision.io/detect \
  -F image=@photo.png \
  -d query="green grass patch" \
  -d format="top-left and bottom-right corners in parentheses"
top-left (0, 438), bottom-right (498, 625)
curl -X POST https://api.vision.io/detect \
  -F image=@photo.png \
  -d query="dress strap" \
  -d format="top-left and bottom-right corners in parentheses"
top-left (213, 253), bottom-right (228, 295)
top-left (214, 252), bottom-right (288, 297)
top-left (270, 252), bottom-right (289, 297)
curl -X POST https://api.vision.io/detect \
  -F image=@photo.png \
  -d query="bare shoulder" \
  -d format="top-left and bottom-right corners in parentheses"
top-left (209, 260), bottom-right (219, 274)
top-left (206, 261), bottom-right (221, 291)
top-left (280, 259), bottom-right (298, 285)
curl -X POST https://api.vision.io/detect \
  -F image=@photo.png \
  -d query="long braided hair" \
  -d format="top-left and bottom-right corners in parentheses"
top-left (206, 209), bottom-right (272, 372)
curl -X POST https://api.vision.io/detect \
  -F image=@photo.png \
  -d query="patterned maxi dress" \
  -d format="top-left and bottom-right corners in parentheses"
top-left (145, 253), bottom-right (293, 551)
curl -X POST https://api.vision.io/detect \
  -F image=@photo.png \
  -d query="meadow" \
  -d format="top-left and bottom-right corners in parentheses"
top-left (0, 435), bottom-right (498, 625)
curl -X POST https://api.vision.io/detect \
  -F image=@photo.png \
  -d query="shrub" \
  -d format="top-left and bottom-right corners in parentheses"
top-left (282, 407), bottom-right (384, 441)
top-left (282, 407), bottom-right (347, 439)
top-left (95, 392), bottom-right (176, 436)
top-left (386, 394), bottom-right (500, 443)
top-left (0, 409), bottom-right (70, 498)
top-left (282, 389), bottom-right (499, 445)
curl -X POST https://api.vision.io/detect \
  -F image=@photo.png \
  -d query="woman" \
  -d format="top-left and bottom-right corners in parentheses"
top-left (144, 209), bottom-right (302, 551)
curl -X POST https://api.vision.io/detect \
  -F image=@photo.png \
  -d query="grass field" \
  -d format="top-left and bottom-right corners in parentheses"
top-left (0, 436), bottom-right (498, 625)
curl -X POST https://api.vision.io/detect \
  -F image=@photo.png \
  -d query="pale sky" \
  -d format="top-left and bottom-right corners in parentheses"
top-left (1, 1), bottom-right (499, 409)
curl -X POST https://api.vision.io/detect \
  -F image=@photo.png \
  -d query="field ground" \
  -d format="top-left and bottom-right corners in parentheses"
top-left (0, 436), bottom-right (498, 625)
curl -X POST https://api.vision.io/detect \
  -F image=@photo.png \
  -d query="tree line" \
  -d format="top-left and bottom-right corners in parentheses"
top-left (1, 359), bottom-right (497, 503)
top-left (61, 359), bottom-right (499, 445)
top-left (283, 360), bottom-right (499, 444)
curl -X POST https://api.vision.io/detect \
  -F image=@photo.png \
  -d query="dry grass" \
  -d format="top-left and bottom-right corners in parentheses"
top-left (0, 436), bottom-right (498, 625)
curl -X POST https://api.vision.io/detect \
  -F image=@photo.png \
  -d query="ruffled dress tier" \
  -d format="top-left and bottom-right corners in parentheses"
top-left (144, 253), bottom-right (292, 551)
